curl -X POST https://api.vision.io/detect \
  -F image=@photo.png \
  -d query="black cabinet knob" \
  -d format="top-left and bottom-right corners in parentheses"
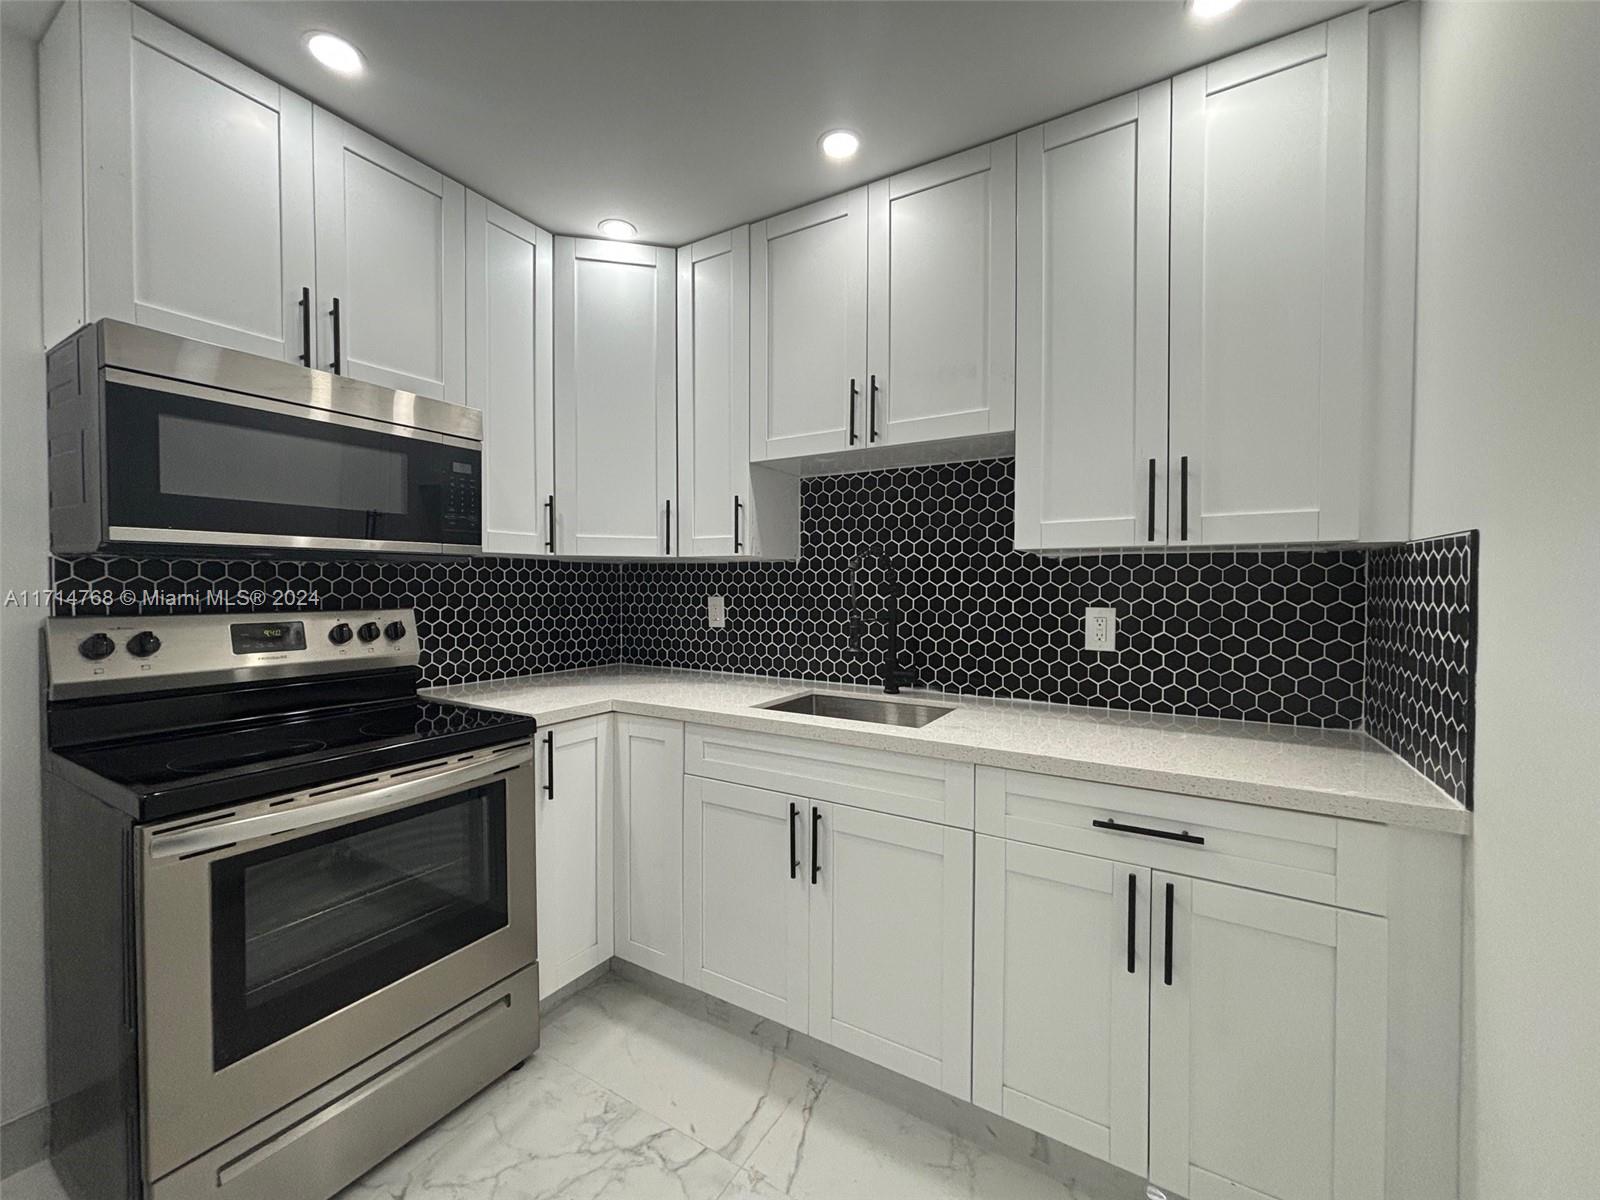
top-left (126, 631), bottom-right (162, 658)
top-left (384, 621), bottom-right (407, 642)
top-left (357, 622), bottom-right (382, 643)
top-left (328, 622), bottom-right (354, 645)
top-left (78, 633), bottom-right (116, 661)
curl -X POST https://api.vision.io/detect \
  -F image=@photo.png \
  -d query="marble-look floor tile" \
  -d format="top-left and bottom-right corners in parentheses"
top-left (742, 1075), bottom-right (1095, 1200)
top-left (0, 1161), bottom-right (70, 1200)
top-left (339, 1052), bottom-right (739, 1200)
top-left (713, 1167), bottom-right (791, 1199)
top-left (541, 978), bottom-right (821, 1165)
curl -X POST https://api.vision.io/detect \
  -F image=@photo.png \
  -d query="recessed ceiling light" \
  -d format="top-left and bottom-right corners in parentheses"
top-left (1189, 0), bottom-right (1244, 19)
top-left (306, 32), bottom-right (364, 76)
top-left (819, 129), bottom-right (861, 162)
top-left (597, 218), bottom-right (637, 240)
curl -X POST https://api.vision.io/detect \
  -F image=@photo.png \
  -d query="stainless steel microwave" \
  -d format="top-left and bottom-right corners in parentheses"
top-left (47, 321), bottom-right (482, 556)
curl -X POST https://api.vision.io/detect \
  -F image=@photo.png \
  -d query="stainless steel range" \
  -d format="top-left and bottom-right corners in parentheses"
top-left (42, 610), bottom-right (539, 1200)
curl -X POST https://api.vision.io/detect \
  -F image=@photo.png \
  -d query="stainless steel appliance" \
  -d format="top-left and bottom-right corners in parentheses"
top-left (43, 610), bottom-right (538, 1200)
top-left (46, 321), bottom-right (482, 556)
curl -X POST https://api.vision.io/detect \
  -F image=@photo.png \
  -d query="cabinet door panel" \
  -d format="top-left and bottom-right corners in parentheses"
top-left (750, 191), bottom-right (867, 460)
top-left (1015, 86), bottom-right (1169, 550)
top-left (973, 838), bottom-right (1149, 1174)
top-left (313, 110), bottom-right (466, 402)
top-left (1169, 15), bottom-right (1367, 544)
top-left (536, 718), bottom-right (614, 999)
top-left (613, 717), bottom-right (685, 980)
top-left (82, 4), bottom-right (314, 361)
top-left (1150, 875), bottom-right (1388, 1200)
top-left (809, 804), bottom-right (973, 1098)
top-left (683, 779), bottom-right (808, 1029)
top-left (869, 138), bottom-right (1015, 446)
top-left (554, 238), bottom-right (676, 557)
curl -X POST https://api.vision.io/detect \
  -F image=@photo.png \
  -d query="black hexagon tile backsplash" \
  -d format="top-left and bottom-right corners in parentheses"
top-left (50, 458), bottom-right (1475, 806)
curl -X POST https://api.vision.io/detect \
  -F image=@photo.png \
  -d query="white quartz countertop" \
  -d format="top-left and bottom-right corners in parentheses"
top-left (424, 666), bottom-right (1471, 835)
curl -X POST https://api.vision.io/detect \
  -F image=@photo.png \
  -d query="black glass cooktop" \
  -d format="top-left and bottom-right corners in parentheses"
top-left (56, 699), bottom-right (534, 821)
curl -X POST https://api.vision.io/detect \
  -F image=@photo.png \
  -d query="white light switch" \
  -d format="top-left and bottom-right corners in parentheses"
top-left (707, 595), bottom-right (726, 629)
top-left (1084, 606), bottom-right (1117, 652)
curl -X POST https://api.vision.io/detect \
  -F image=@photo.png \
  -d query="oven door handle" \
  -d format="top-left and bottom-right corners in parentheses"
top-left (147, 747), bottom-right (532, 861)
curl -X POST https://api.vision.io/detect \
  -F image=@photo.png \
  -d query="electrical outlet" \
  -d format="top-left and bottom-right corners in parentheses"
top-left (707, 595), bottom-right (726, 629)
top-left (1084, 606), bottom-right (1117, 652)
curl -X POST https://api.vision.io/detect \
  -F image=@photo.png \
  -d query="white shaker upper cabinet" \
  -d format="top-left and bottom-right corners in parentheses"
top-left (1169, 14), bottom-right (1369, 544)
top-left (867, 137), bottom-right (1016, 447)
top-left (750, 190), bottom-right (869, 461)
top-left (46, 1), bottom-right (315, 358)
top-left (1014, 86), bottom-right (1170, 551)
top-left (467, 194), bottom-right (554, 555)
top-left (313, 110), bottom-right (466, 403)
top-left (553, 238), bottom-right (677, 558)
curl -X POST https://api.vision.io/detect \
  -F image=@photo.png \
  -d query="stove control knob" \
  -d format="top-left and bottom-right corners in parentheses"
top-left (384, 621), bottom-right (407, 642)
top-left (357, 621), bottom-right (382, 643)
top-left (78, 633), bottom-right (116, 661)
top-left (126, 631), bottom-right (162, 658)
top-left (328, 622), bottom-right (354, 645)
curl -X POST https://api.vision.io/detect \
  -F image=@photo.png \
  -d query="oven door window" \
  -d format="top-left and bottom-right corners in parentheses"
top-left (104, 380), bottom-right (480, 547)
top-left (209, 783), bottom-right (507, 1069)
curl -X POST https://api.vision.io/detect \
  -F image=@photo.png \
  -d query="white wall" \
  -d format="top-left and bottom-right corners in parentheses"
top-left (0, 22), bottom-right (51, 1129)
top-left (1413, 2), bottom-right (1600, 1194)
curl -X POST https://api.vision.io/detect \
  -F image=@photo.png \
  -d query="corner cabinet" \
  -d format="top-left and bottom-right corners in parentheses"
top-left (535, 716), bottom-right (613, 1000)
top-left (612, 716), bottom-right (685, 980)
top-left (553, 238), bottom-right (677, 557)
top-left (468, 194), bottom-right (555, 555)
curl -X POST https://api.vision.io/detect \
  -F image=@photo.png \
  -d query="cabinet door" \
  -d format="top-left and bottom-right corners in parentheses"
top-left (1169, 14), bottom-right (1368, 544)
top-left (313, 109), bottom-right (466, 403)
top-left (613, 717), bottom-right (685, 980)
top-left (808, 802), bottom-right (973, 1099)
top-left (972, 838), bottom-right (1150, 1174)
top-left (750, 190), bottom-right (868, 461)
top-left (536, 717), bottom-right (614, 1000)
top-left (677, 229), bottom-right (750, 557)
top-left (682, 778), bottom-right (809, 1029)
top-left (1015, 86), bottom-right (1170, 551)
top-left (77, 2), bottom-right (315, 361)
top-left (553, 238), bottom-right (677, 557)
top-left (468, 194), bottom-right (554, 555)
top-left (1150, 876), bottom-right (1388, 1200)
top-left (867, 137), bottom-right (1015, 447)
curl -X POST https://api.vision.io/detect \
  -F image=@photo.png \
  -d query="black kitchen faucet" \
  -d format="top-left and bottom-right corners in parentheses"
top-left (849, 555), bottom-right (917, 694)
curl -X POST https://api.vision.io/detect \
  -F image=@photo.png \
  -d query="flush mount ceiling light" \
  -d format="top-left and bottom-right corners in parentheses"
top-left (1189, 0), bottom-right (1244, 19)
top-left (819, 129), bottom-right (861, 162)
top-left (597, 218), bottom-right (637, 240)
top-left (305, 32), bottom-right (364, 76)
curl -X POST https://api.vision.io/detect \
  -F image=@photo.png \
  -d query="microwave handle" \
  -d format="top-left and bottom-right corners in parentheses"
top-left (147, 746), bottom-right (531, 861)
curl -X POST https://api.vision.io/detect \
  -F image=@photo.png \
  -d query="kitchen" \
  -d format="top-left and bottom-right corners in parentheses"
top-left (0, 2), bottom-right (1594, 1200)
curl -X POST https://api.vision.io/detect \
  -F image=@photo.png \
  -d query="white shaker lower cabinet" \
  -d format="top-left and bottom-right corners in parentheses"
top-left (1149, 877), bottom-right (1388, 1200)
top-left (612, 717), bottom-right (685, 980)
top-left (972, 838), bottom-right (1151, 1174)
top-left (535, 717), bottom-right (613, 1000)
top-left (682, 777), bottom-right (810, 1030)
top-left (553, 238), bottom-right (677, 557)
top-left (808, 802), bottom-right (974, 1099)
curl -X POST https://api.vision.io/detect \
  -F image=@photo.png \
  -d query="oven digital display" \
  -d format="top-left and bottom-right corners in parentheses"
top-left (230, 621), bottom-right (307, 655)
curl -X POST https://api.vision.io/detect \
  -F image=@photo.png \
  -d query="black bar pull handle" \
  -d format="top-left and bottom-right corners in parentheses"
top-left (810, 806), bottom-right (822, 884)
top-left (544, 495), bottom-right (555, 553)
top-left (665, 499), bottom-right (673, 555)
top-left (1126, 873), bottom-right (1138, 974)
top-left (789, 802), bottom-right (799, 880)
top-left (299, 286), bottom-right (312, 366)
top-left (542, 730), bottom-right (555, 798)
top-left (329, 297), bottom-right (343, 375)
top-left (869, 374), bottom-right (880, 443)
top-left (1164, 882), bottom-right (1175, 986)
top-left (1093, 817), bottom-right (1205, 846)
top-left (733, 495), bottom-right (744, 554)
top-left (1179, 454), bottom-right (1189, 541)
top-left (1147, 458), bottom-right (1157, 543)
top-left (848, 379), bottom-right (859, 445)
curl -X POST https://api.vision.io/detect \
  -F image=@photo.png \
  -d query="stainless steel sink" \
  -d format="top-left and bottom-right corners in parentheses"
top-left (760, 691), bottom-right (953, 728)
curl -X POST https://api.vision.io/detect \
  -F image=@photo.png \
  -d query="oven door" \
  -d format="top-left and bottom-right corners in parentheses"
top-left (101, 369), bottom-right (481, 554)
top-left (138, 742), bottom-right (534, 1182)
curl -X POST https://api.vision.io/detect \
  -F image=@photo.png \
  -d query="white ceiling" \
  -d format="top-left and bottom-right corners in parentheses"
top-left (123, 1), bottom-right (1360, 246)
